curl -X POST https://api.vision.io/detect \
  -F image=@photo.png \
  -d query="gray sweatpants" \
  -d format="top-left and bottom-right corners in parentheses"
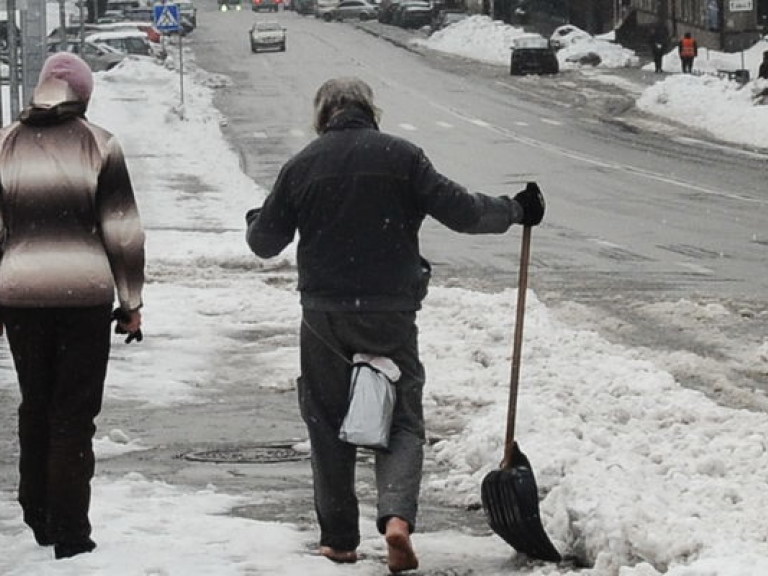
top-left (299, 309), bottom-right (426, 552)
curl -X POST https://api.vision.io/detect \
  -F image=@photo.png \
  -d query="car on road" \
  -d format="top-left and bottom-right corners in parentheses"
top-left (47, 39), bottom-right (126, 72)
top-left (509, 34), bottom-right (559, 75)
top-left (294, 0), bottom-right (315, 13)
top-left (252, 0), bottom-right (282, 11)
top-left (393, 0), bottom-right (432, 28)
top-left (218, 0), bottom-right (243, 11)
top-left (330, 0), bottom-right (378, 21)
top-left (249, 21), bottom-right (286, 52)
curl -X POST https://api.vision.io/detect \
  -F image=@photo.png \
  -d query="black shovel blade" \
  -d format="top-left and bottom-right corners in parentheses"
top-left (481, 444), bottom-right (561, 562)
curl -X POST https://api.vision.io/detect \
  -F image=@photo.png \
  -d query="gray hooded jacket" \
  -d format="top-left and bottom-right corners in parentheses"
top-left (0, 57), bottom-right (145, 310)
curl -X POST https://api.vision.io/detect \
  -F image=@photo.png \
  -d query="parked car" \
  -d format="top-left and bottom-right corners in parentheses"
top-left (252, 0), bottom-right (282, 10)
top-left (509, 34), bottom-right (558, 75)
top-left (549, 24), bottom-right (590, 51)
top-left (90, 21), bottom-right (163, 43)
top-left (330, 0), bottom-right (378, 20)
top-left (47, 24), bottom-right (101, 39)
top-left (86, 30), bottom-right (154, 57)
top-left (430, 9), bottom-right (468, 34)
top-left (175, 0), bottom-right (198, 27)
top-left (393, 0), bottom-right (431, 28)
top-left (294, 0), bottom-right (315, 14)
top-left (47, 39), bottom-right (125, 72)
top-left (249, 21), bottom-right (286, 52)
top-left (377, 0), bottom-right (400, 23)
top-left (315, 0), bottom-right (341, 20)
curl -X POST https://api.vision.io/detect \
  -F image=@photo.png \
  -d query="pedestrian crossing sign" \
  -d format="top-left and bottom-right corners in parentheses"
top-left (154, 3), bottom-right (181, 32)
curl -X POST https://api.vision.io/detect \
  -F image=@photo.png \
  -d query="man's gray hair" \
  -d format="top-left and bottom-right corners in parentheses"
top-left (313, 77), bottom-right (381, 134)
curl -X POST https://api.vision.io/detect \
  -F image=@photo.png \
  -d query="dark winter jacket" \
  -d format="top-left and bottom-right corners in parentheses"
top-left (0, 101), bottom-right (145, 310)
top-left (759, 61), bottom-right (768, 80)
top-left (246, 105), bottom-right (520, 312)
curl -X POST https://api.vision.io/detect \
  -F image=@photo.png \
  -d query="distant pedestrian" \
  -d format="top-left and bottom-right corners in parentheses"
top-left (650, 25), bottom-right (668, 73)
top-left (678, 31), bottom-right (698, 74)
top-left (758, 50), bottom-right (768, 79)
top-left (245, 77), bottom-right (545, 573)
top-left (0, 53), bottom-right (145, 560)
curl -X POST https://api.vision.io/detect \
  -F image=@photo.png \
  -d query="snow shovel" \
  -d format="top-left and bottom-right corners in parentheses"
top-left (480, 225), bottom-right (561, 563)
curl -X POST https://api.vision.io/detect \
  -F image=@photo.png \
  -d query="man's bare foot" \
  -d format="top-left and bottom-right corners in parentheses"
top-left (318, 546), bottom-right (358, 564)
top-left (385, 517), bottom-right (419, 573)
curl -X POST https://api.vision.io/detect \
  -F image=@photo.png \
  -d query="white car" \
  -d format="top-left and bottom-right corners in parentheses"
top-left (85, 30), bottom-right (162, 59)
top-left (549, 24), bottom-right (591, 50)
top-left (249, 21), bottom-right (286, 52)
top-left (315, 0), bottom-right (340, 20)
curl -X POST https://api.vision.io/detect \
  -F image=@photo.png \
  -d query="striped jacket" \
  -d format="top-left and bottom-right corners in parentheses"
top-left (0, 103), bottom-right (145, 310)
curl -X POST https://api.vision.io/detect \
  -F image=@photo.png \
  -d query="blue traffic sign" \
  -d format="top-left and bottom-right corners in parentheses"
top-left (154, 3), bottom-right (181, 32)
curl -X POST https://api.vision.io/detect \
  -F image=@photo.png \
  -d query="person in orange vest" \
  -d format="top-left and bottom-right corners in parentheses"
top-left (678, 31), bottom-right (698, 74)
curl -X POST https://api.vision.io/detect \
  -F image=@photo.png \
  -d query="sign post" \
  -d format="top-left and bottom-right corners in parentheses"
top-left (153, 3), bottom-right (184, 109)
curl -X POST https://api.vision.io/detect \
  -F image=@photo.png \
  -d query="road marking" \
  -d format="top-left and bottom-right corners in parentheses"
top-left (253, 131), bottom-right (268, 139)
top-left (436, 121), bottom-right (454, 129)
top-left (424, 99), bottom-right (766, 206)
top-left (398, 123), bottom-right (417, 131)
top-left (514, 121), bottom-right (530, 126)
top-left (540, 118), bottom-right (562, 126)
top-left (289, 128), bottom-right (305, 137)
top-left (676, 261), bottom-right (715, 275)
top-left (673, 136), bottom-right (768, 160)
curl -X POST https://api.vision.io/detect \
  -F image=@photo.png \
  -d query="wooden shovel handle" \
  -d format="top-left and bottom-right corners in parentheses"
top-left (501, 225), bottom-right (531, 468)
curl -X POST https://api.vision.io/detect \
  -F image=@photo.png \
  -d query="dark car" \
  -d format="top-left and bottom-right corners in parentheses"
top-left (294, 0), bottom-right (315, 13)
top-left (393, 1), bottom-right (431, 28)
top-left (218, 0), bottom-right (243, 11)
top-left (377, 0), bottom-right (400, 23)
top-left (252, 0), bottom-right (282, 11)
top-left (509, 35), bottom-right (559, 75)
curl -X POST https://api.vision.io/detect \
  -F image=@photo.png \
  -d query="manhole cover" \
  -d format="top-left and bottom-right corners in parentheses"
top-left (182, 442), bottom-right (310, 464)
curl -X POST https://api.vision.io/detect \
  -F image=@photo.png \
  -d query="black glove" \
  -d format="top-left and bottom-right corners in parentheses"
top-left (245, 207), bottom-right (261, 225)
top-left (514, 182), bottom-right (545, 226)
top-left (111, 308), bottom-right (143, 344)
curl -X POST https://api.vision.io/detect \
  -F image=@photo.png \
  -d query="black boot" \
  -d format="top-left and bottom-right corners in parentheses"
top-left (54, 538), bottom-right (96, 559)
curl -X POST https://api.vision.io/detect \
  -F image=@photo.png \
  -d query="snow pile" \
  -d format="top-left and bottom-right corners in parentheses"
top-left (637, 74), bottom-right (768, 149)
top-left (415, 15), bottom-right (531, 64)
top-left (416, 15), bottom-right (639, 69)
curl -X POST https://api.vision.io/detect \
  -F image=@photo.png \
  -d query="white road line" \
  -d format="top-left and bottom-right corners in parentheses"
top-left (289, 128), bottom-right (305, 137)
top-left (540, 118), bottom-right (562, 126)
top-left (673, 136), bottom-right (768, 160)
top-left (436, 121), bottom-right (454, 129)
top-left (676, 261), bottom-right (715, 275)
top-left (398, 123), bottom-right (417, 131)
top-left (423, 98), bottom-right (765, 206)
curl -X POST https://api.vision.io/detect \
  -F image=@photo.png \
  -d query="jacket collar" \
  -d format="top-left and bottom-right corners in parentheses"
top-left (19, 101), bottom-right (87, 126)
top-left (324, 105), bottom-right (378, 133)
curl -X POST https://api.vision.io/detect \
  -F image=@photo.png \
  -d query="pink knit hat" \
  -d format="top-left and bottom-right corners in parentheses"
top-left (33, 53), bottom-right (94, 107)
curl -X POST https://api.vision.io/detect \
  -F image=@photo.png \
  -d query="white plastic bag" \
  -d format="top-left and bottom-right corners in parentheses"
top-left (338, 354), bottom-right (399, 450)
